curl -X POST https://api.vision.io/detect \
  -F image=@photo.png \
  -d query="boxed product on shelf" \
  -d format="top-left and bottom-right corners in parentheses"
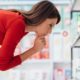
top-left (53, 62), bottom-right (71, 80)
top-left (9, 69), bottom-right (52, 80)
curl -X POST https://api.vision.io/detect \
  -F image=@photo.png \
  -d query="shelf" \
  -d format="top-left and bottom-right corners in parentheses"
top-left (22, 59), bottom-right (52, 64)
top-left (12, 59), bottom-right (53, 71)
top-left (53, 61), bottom-right (71, 63)
top-left (0, 0), bottom-right (71, 6)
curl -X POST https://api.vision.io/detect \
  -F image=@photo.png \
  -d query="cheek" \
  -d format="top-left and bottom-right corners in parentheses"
top-left (46, 28), bottom-right (50, 32)
top-left (38, 25), bottom-right (49, 34)
top-left (40, 26), bottom-right (47, 31)
top-left (42, 28), bottom-right (50, 34)
top-left (43, 26), bottom-right (49, 31)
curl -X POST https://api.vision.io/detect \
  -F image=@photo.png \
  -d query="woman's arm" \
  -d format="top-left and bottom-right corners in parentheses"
top-left (0, 18), bottom-right (46, 71)
top-left (0, 19), bottom-right (25, 71)
top-left (20, 47), bottom-right (36, 61)
top-left (20, 36), bottom-right (46, 61)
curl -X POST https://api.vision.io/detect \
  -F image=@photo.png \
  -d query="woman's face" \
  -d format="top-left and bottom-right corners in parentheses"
top-left (36, 18), bottom-right (58, 37)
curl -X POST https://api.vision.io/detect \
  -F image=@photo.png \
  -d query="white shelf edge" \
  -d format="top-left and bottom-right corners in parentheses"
top-left (22, 59), bottom-right (71, 64)
top-left (53, 61), bottom-right (71, 63)
top-left (22, 59), bottom-right (52, 64)
top-left (21, 59), bottom-right (71, 64)
top-left (0, 0), bottom-right (71, 6)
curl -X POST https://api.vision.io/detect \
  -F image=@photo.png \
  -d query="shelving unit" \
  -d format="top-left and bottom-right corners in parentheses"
top-left (0, 0), bottom-right (71, 5)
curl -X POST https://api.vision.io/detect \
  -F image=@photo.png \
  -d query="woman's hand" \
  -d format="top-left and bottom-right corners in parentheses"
top-left (32, 36), bottom-right (46, 52)
top-left (20, 36), bottom-right (46, 61)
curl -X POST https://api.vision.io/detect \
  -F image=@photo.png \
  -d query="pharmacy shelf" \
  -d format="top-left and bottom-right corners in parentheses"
top-left (53, 61), bottom-right (71, 63)
top-left (13, 59), bottom-right (53, 71)
top-left (22, 59), bottom-right (52, 64)
top-left (17, 58), bottom-right (71, 64)
top-left (0, 0), bottom-right (71, 6)
top-left (22, 60), bottom-right (71, 67)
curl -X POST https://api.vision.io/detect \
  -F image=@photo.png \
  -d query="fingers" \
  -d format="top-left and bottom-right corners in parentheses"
top-left (40, 37), bottom-right (46, 45)
top-left (36, 35), bottom-right (46, 45)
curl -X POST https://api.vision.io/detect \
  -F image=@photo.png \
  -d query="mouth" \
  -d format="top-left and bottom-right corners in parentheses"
top-left (43, 33), bottom-right (49, 36)
top-left (37, 33), bottom-right (48, 37)
top-left (37, 34), bottom-right (45, 38)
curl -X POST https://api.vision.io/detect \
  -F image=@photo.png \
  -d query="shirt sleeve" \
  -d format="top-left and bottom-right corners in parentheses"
top-left (0, 19), bottom-right (25, 71)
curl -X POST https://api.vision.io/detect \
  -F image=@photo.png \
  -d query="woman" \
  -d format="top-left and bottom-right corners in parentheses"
top-left (0, 0), bottom-right (60, 71)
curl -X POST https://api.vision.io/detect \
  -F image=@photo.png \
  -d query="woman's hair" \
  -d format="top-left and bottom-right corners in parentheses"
top-left (6, 0), bottom-right (61, 26)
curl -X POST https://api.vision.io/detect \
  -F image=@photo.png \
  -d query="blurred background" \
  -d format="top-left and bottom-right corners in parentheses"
top-left (0, 0), bottom-right (80, 80)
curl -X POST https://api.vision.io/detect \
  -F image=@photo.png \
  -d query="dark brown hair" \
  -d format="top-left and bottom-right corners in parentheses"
top-left (7, 0), bottom-right (61, 26)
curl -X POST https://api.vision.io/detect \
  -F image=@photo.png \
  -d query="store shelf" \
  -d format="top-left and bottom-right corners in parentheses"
top-left (53, 61), bottom-right (71, 63)
top-left (22, 59), bottom-right (52, 64)
top-left (0, 0), bottom-right (71, 6)
top-left (12, 59), bottom-right (53, 71)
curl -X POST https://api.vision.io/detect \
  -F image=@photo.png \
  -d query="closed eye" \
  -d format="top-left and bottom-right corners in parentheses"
top-left (50, 24), bottom-right (53, 27)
